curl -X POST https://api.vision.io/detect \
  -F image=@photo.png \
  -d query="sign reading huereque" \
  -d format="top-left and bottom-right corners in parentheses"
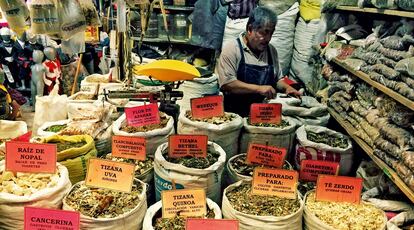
top-left (190, 95), bottom-right (224, 119)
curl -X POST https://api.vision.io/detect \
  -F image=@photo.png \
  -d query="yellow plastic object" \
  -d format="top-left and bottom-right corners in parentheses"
top-left (40, 135), bottom-right (95, 161)
top-left (134, 59), bottom-right (201, 82)
top-left (299, 0), bottom-right (321, 21)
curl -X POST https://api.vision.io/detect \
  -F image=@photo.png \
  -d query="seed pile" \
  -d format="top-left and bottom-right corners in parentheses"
top-left (185, 111), bottom-right (235, 125)
top-left (121, 113), bottom-right (169, 132)
top-left (227, 183), bottom-right (300, 216)
top-left (230, 154), bottom-right (291, 176)
top-left (307, 131), bottom-right (348, 148)
top-left (73, 94), bottom-right (97, 100)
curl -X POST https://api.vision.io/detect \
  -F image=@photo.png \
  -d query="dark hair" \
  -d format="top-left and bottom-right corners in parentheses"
top-left (246, 6), bottom-right (277, 32)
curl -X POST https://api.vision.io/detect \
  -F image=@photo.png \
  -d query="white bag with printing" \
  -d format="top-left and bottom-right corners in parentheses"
top-left (63, 179), bottom-right (147, 230)
top-left (154, 141), bottom-right (226, 204)
top-left (0, 162), bottom-right (72, 230)
top-left (113, 113), bottom-right (175, 156)
top-left (142, 198), bottom-right (222, 230)
top-left (222, 179), bottom-right (304, 230)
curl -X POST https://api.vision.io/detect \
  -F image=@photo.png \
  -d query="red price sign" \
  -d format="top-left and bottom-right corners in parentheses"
top-left (250, 103), bottom-right (282, 125)
top-left (316, 175), bottom-right (363, 204)
top-left (168, 135), bottom-right (208, 158)
top-left (246, 143), bottom-right (286, 168)
top-left (24, 207), bottom-right (80, 230)
top-left (186, 219), bottom-right (239, 230)
top-left (299, 160), bottom-right (340, 182)
top-left (124, 103), bottom-right (160, 127)
top-left (112, 136), bottom-right (146, 161)
top-left (191, 95), bottom-right (224, 119)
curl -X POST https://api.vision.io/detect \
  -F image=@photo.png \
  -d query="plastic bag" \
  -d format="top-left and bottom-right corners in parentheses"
top-left (280, 96), bottom-right (328, 118)
top-left (378, 44), bottom-right (414, 62)
top-left (356, 161), bottom-right (382, 191)
top-left (78, 0), bottom-right (100, 26)
top-left (371, 0), bottom-right (397, 9)
top-left (373, 149), bottom-right (397, 167)
top-left (395, 57), bottom-right (414, 78)
top-left (374, 118), bottom-right (414, 148)
top-left (402, 75), bottom-right (414, 88)
top-left (361, 64), bottom-right (400, 80)
top-left (374, 137), bottom-right (403, 159)
top-left (329, 73), bottom-right (354, 82)
top-left (375, 95), bottom-right (397, 117)
top-left (360, 120), bottom-right (381, 142)
top-left (355, 129), bottom-right (374, 146)
top-left (56, 0), bottom-right (87, 40)
top-left (380, 35), bottom-right (413, 51)
top-left (343, 58), bottom-right (367, 70)
top-left (59, 121), bottom-right (108, 139)
top-left (396, 0), bottom-right (414, 11)
top-left (350, 100), bottom-right (369, 117)
top-left (395, 82), bottom-right (414, 100)
top-left (29, 0), bottom-right (59, 34)
top-left (377, 56), bottom-right (397, 68)
top-left (61, 31), bottom-right (86, 55)
top-left (33, 93), bottom-right (68, 135)
top-left (0, 0), bottom-right (29, 36)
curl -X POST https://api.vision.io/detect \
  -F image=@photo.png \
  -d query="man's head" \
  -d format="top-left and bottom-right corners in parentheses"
top-left (245, 6), bottom-right (277, 53)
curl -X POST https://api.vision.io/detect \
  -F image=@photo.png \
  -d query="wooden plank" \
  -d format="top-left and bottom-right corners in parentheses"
top-left (131, 37), bottom-right (191, 44)
top-left (332, 58), bottom-right (414, 111)
top-left (328, 108), bottom-right (414, 203)
top-left (336, 6), bottom-right (414, 18)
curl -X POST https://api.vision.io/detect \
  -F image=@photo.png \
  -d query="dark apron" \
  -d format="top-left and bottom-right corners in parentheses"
top-left (223, 38), bottom-right (276, 117)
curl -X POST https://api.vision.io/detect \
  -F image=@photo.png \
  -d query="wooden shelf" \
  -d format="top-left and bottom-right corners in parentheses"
top-left (328, 108), bottom-right (414, 203)
top-left (336, 6), bottom-right (414, 18)
top-left (131, 37), bottom-right (191, 45)
top-left (332, 58), bottom-right (414, 111)
top-left (131, 5), bottom-right (194, 11)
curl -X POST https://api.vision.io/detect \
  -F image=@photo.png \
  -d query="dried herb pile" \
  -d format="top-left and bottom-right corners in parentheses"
top-left (105, 154), bottom-right (153, 176)
top-left (44, 124), bottom-right (67, 133)
top-left (162, 149), bottom-right (220, 169)
top-left (306, 192), bottom-right (385, 230)
top-left (227, 183), bottom-right (300, 216)
top-left (50, 141), bottom-right (87, 152)
top-left (247, 119), bottom-right (290, 128)
top-left (230, 154), bottom-right (291, 177)
top-left (307, 131), bottom-right (348, 148)
top-left (154, 208), bottom-right (215, 230)
top-left (0, 170), bottom-right (60, 196)
top-left (121, 113), bottom-right (169, 132)
top-left (73, 94), bottom-right (97, 100)
top-left (65, 182), bottom-right (143, 218)
top-left (185, 111), bottom-right (236, 125)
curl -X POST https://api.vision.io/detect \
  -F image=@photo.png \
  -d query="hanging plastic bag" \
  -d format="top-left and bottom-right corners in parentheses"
top-left (61, 31), bottom-right (86, 55)
top-left (78, 0), bottom-right (101, 26)
top-left (55, 0), bottom-right (87, 40)
top-left (28, 0), bottom-right (59, 34)
top-left (0, 0), bottom-right (29, 36)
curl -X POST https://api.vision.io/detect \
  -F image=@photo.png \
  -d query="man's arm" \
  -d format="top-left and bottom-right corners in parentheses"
top-left (276, 79), bottom-right (302, 97)
top-left (221, 80), bottom-right (276, 99)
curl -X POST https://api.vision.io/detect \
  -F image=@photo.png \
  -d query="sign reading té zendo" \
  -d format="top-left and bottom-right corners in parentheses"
top-left (252, 168), bottom-right (298, 199)
top-left (190, 95), bottom-right (224, 119)
top-left (299, 160), bottom-right (340, 182)
top-left (246, 143), bottom-right (287, 168)
top-left (112, 136), bottom-right (146, 160)
top-left (124, 103), bottom-right (160, 127)
top-left (24, 207), bottom-right (80, 230)
top-left (250, 103), bottom-right (282, 125)
top-left (161, 188), bottom-right (207, 218)
top-left (316, 175), bottom-right (363, 204)
top-left (5, 142), bottom-right (57, 173)
top-left (168, 135), bottom-right (208, 158)
top-left (85, 158), bottom-right (135, 193)
top-left (186, 219), bottom-right (239, 230)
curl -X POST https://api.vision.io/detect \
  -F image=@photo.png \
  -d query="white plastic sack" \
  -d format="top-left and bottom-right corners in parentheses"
top-left (0, 162), bottom-right (72, 230)
top-left (290, 113), bottom-right (330, 127)
top-left (33, 93), bottom-right (68, 135)
top-left (80, 74), bottom-right (123, 94)
top-left (154, 141), bottom-right (226, 204)
top-left (294, 125), bottom-right (353, 175)
top-left (63, 179), bottom-right (147, 230)
top-left (281, 96), bottom-right (328, 117)
top-left (0, 120), bottom-right (27, 156)
top-left (113, 113), bottom-right (174, 157)
top-left (142, 198), bottom-right (222, 230)
top-left (222, 179), bottom-right (304, 230)
top-left (178, 111), bottom-right (243, 160)
top-left (222, 17), bottom-right (249, 49)
top-left (239, 116), bottom-right (298, 156)
top-left (68, 91), bottom-right (97, 104)
top-left (356, 161), bottom-right (383, 191)
top-left (176, 74), bottom-right (219, 112)
top-left (289, 17), bottom-right (321, 85)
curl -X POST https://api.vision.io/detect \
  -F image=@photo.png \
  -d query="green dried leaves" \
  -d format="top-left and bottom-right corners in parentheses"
top-left (307, 131), bottom-right (348, 148)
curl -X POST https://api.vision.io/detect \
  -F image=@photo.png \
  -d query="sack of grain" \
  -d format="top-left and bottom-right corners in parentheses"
top-left (68, 91), bottom-right (98, 104)
top-left (0, 162), bottom-right (72, 230)
top-left (59, 148), bottom-right (97, 184)
top-left (295, 125), bottom-right (353, 175)
top-left (222, 179), bottom-right (304, 230)
top-left (226, 153), bottom-right (293, 185)
top-left (178, 110), bottom-right (243, 160)
top-left (142, 198), bottom-right (222, 230)
top-left (304, 190), bottom-right (387, 230)
top-left (154, 141), bottom-right (226, 204)
top-left (113, 112), bottom-right (174, 157)
top-left (239, 116), bottom-right (298, 156)
top-left (63, 179), bottom-right (147, 230)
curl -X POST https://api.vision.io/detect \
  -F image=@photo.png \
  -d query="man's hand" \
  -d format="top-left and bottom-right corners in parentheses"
top-left (285, 86), bottom-right (302, 98)
top-left (257, 85), bottom-right (276, 99)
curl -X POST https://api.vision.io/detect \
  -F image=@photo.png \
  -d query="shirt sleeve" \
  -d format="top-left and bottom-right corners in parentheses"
top-left (216, 40), bottom-right (240, 88)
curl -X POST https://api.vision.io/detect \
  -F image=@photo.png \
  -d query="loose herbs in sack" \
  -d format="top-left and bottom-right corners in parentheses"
top-left (154, 208), bottom-right (215, 230)
top-left (105, 154), bottom-right (153, 176)
top-left (48, 140), bottom-right (86, 152)
top-left (121, 113), bottom-right (169, 132)
top-left (44, 124), bottom-right (67, 133)
top-left (247, 118), bottom-right (290, 128)
top-left (230, 154), bottom-right (291, 177)
top-left (307, 131), bottom-right (349, 148)
top-left (185, 111), bottom-right (236, 125)
top-left (162, 148), bottom-right (220, 169)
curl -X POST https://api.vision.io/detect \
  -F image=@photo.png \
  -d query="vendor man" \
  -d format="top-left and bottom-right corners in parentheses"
top-left (217, 6), bottom-right (301, 117)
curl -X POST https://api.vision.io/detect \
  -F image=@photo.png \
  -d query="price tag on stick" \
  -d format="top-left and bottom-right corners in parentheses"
top-left (252, 168), bottom-right (298, 199)
top-left (161, 188), bottom-right (207, 218)
top-left (5, 142), bottom-right (57, 173)
top-left (85, 158), bottom-right (135, 193)
top-left (316, 175), bottom-right (363, 204)
top-left (250, 103), bottom-right (282, 125)
top-left (124, 103), bottom-right (160, 127)
top-left (112, 136), bottom-right (146, 160)
top-left (246, 143), bottom-right (287, 168)
top-left (24, 207), bottom-right (80, 230)
top-left (190, 95), bottom-right (224, 119)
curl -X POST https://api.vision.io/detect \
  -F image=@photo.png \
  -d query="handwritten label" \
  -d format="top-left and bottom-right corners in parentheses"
top-left (85, 158), bottom-right (135, 193)
top-left (5, 142), bottom-right (56, 173)
top-left (162, 188), bottom-right (207, 218)
top-left (112, 136), bottom-right (146, 160)
top-left (246, 143), bottom-right (286, 168)
top-left (316, 175), bottom-right (363, 204)
top-left (252, 168), bottom-right (298, 199)
top-left (250, 103), bottom-right (282, 125)
top-left (299, 160), bottom-right (340, 182)
top-left (190, 95), bottom-right (224, 119)
top-left (186, 219), bottom-right (239, 230)
top-left (24, 207), bottom-right (80, 230)
top-left (124, 103), bottom-right (160, 127)
top-left (168, 135), bottom-right (208, 158)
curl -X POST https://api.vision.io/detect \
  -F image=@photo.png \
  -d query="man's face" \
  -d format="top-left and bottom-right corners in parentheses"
top-left (246, 22), bottom-right (275, 52)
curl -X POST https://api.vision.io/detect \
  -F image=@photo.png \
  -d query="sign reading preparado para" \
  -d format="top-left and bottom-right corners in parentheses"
top-left (247, 143), bottom-right (286, 168)
top-left (252, 168), bottom-right (298, 199)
